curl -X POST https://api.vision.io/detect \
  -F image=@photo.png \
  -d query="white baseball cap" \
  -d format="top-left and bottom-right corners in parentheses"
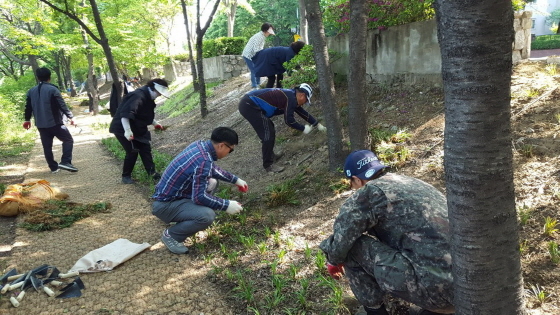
top-left (153, 82), bottom-right (170, 98)
top-left (267, 27), bottom-right (275, 35)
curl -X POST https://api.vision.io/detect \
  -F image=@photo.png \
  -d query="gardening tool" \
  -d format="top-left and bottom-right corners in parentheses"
top-left (56, 280), bottom-right (84, 299)
top-left (0, 268), bottom-right (18, 284)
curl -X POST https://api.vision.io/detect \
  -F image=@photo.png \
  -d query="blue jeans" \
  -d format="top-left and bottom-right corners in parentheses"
top-left (243, 56), bottom-right (261, 88)
top-left (152, 199), bottom-right (217, 242)
top-left (38, 125), bottom-right (74, 171)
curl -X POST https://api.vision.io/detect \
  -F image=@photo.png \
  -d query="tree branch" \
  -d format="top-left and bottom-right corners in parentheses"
top-left (38, 0), bottom-right (101, 44)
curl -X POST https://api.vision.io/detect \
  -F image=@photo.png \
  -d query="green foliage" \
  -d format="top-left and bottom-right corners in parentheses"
top-left (532, 35), bottom-right (560, 50)
top-left (517, 203), bottom-right (532, 226)
top-left (543, 217), bottom-right (558, 237)
top-left (0, 73), bottom-right (37, 149)
top-left (265, 174), bottom-right (304, 207)
top-left (202, 37), bottom-right (247, 58)
top-left (172, 53), bottom-right (191, 62)
top-left (549, 241), bottom-right (560, 264)
top-left (20, 200), bottom-right (111, 231)
top-left (282, 45), bottom-right (343, 87)
top-left (322, 0), bottom-right (435, 35)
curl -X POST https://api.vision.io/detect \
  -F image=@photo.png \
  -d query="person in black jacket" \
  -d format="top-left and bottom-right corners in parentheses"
top-left (109, 78), bottom-right (170, 184)
top-left (24, 67), bottom-right (78, 173)
top-left (252, 41), bottom-right (305, 88)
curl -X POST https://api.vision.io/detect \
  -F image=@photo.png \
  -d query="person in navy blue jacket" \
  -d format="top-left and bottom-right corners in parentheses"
top-left (252, 41), bottom-right (305, 88)
top-left (238, 83), bottom-right (326, 173)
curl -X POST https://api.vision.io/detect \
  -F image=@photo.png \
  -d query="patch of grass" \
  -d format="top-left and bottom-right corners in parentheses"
top-left (100, 137), bottom-right (173, 187)
top-left (91, 122), bottom-right (110, 131)
top-left (543, 217), bottom-right (558, 237)
top-left (519, 144), bottom-right (534, 158)
top-left (265, 174), bottom-right (304, 207)
top-left (329, 178), bottom-right (350, 194)
top-left (517, 203), bottom-right (532, 226)
top-left (19, 200), bottom-right (111, 231)
top-left (545, 64), bottom-right (558, 76)
top-left (0, 135), bottom-right (35, 159)
top-left (156, 82), bottom-right (221, 118)
top-left (526, 283), bottom-right (551, 306)
top-left (548, 241), bottom-right (560, 264)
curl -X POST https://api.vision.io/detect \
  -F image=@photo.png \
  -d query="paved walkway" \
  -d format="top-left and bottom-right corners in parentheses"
top-left (530, 48), bottom-right (560, 58)
top-left (1, 110), bottom-right (233, 314)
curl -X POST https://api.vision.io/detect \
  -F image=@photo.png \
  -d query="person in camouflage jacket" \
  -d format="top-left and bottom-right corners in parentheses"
top-left (320, 150), bottom-right (455, 315)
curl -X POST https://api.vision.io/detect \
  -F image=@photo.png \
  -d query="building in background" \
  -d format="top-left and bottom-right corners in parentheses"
top-left (526, 0), bottom-right (560, 36)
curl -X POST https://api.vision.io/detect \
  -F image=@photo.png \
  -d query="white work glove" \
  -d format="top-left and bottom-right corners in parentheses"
top-left (235, 178), bottom-right (248, 193)
top-left (124, 128), bottom-right (134, 141)
top-left (303, 124), bottom-right (312, 134)
top-left (317, 123), bottom-right (327, 132)
top-left (226, 200), bottom-right (243, 215)
top-left (207, 178), bottom-right (218, 192)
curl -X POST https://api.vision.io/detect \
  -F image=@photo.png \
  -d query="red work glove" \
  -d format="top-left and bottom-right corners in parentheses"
top-left (326, 262), bottom-right (344, 280)
top-left (235, 178), bottom-right (248, 193)
top-left (22, 121), bottom-right (31, 130)
top-left (70, 119), bottom-right (77, 127)
top-left (154, 124), bottom-right (165, 131)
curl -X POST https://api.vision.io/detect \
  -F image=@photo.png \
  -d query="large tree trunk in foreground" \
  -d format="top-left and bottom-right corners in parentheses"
top-left (435, 0), bottom-right (526, 314)
top-left (347, 0), bottom-right (368, 151)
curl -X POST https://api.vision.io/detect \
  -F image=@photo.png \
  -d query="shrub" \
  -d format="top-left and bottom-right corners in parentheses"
top-left (532, 35), bottom-right (560, 50)
top-left (202, 37), bottom-right (246, 58)
top-left (282, 45), bottom-right (343, 87)
top-left (323, 0), bottom-right (435, 35)
top-left (173, 53), bottom-right (191, 62)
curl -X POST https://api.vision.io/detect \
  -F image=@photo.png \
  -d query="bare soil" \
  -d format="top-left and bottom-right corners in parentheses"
top-left (1, 60), bottom-right (559, 314)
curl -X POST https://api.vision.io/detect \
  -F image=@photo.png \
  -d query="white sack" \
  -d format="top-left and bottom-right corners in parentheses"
top-left (69, 238), bottom-right (151, 273)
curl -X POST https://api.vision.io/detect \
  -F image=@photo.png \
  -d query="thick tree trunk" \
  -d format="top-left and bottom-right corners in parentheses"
top-left (347, 0), bottom-right (368, 151)
top-left (435, 1), bottom-right (526, 314)
top-left (305, 0), bottom-right (345, 171)
top-left (196, 36), bottom-right (208, 118)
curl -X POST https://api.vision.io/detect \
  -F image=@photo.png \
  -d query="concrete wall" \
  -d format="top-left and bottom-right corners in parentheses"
top-left (163, 56), bottom-right (247, 82)
top-left (327, 14), bottom-right (532, 86)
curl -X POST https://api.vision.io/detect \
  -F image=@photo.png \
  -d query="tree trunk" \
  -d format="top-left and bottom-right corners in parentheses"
top-left (347, 0), bottom-right (369, 151)
top-left (227, 4), bottom-right (236, 37)
top-left (79, 3), bottom-right (99, 115)
top-left (63, 55), bottom-right (77, 97)
top-left (298, 0), bottom-right (308, 43)
top-left (195, 0), bottom-right (221, 118)
top-left (51, 51), bottom-right (64, 88)
top-left (181, 0), bottom-right (199, 91)
top-left (435, 1), bottom-right (526, 314)
top-left (89, 0), bottom-right (121, 103)
top-left (305, 0), bottom-right (345, 171)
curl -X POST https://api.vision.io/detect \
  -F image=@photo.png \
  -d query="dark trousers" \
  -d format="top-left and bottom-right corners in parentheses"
top-left (238, 96), bottom-right (275, 169)
top-left (38, 125), bottom-right (74, 172)
top-left (266, 74), bottom-right (284, 88)
top-left (115, 135), bottom-right (155, 177)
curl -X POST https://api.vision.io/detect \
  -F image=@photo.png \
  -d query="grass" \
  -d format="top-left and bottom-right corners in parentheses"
top-left (517, 203), bottom-right (532, 226)
top-left (101, 137), bottom-right (173, 187)
top-left (156, 81), bottom-right (222, 118)
top-left (548, 241), bottom-right (560, 264)
top-left (19, 200), bottom-right (111, 231)
top-left (543, 217), bottom-right (558, 237)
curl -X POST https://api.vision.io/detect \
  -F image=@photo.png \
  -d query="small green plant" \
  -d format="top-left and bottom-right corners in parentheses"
top-left (519, 240), bottom-right (529, 254)
top-left (548, 241), bottom-right (560, 264)
top-left (257, 242), bottom-right (268, 255)
top-left (519, 144), bottom-right (534, 158)
top-left (265, 175), bottom-right (304, 207)
top-left (555, 113), bottom-right (560, 124)
top-left (215, 186), bottom-right (232, 199)
top-left (232, 270), bottom-right (256, 305)
top-left (314, 250), bottom-right (327, 274)
top-left (545, 63), bottom-right (558, 76)
top-left (239, 234), bottom-right (256, 249)
top-left (543, 217), bottom-right (558, 237)
top-left (329, 178), bottom-right (350, 194)
top-left (526, 88), bottom-right (541, 98)
top-left (319, 274), bottom-right (347, 312)
top-left (517, 204), bottom-right (532, 226)
top-left (91, 122), bottom-right (110, 130)
top-left (526, 283), bottom-right (550, 305)
top-left (304, 243), bottom-right (312, 261)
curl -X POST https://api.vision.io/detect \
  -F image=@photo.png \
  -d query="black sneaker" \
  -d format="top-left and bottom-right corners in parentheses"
top-left (122, 176), bottom-right (134, 184)
top-left (58, 163), bottom-right (78, 172)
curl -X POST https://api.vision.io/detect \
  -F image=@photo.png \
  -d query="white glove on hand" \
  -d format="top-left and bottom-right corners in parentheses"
top-left (303, 124), bottom-right (312, 134)
top-left (226, 200), bottom-right (243, 215)
top-left (124, 128), bottom-right (134, 141)
top-left (235, 178), bottom-right (248, 193)
top-left (317, 123), bottom-right (327, 132)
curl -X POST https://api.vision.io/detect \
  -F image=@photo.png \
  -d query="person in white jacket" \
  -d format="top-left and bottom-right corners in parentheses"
top-left (242, 23), bottom-right (275, 89)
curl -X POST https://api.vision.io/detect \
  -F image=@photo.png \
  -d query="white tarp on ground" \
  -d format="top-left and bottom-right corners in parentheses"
top-left (69, 238), bottom-right (151, 273)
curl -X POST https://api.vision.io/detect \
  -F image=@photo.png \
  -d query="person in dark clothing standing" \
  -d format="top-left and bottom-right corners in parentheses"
top-left (252, 41), bottom-right (305, 88)
top-left (238, 83), bottom-right (326, 173)
top-left (24, 67), bottom-right (78, 173)
top-left (109, 78), bottom-right (170, 184)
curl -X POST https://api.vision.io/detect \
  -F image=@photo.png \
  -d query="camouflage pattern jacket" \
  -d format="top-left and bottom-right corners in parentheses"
top-left (320, 173), bottom-right (452, 278)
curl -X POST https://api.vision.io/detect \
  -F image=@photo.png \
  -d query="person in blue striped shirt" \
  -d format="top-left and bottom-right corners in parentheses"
top-left (151, 127), bottom-right (248, 254)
